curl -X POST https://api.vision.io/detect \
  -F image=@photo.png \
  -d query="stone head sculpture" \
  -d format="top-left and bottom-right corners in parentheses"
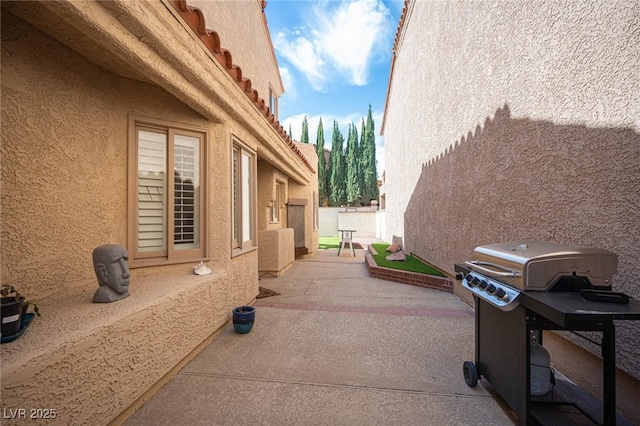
top-left (92, 244), bottom-right (131, 303)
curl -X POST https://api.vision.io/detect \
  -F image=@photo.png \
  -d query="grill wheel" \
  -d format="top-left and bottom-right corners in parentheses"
top-left (463, 360), bottom-right (478, 387)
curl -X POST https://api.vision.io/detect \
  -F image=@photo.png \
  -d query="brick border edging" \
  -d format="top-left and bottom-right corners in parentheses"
top-left (365, 245), bottom-right (453, 293)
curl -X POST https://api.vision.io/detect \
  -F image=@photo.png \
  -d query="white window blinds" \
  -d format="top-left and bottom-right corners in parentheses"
top-left (174, 135), bottom-right (200, 250)
top-left (137, 130), bottom-right (167, 252)
top-left (242, 152), bottom-right (252, 243)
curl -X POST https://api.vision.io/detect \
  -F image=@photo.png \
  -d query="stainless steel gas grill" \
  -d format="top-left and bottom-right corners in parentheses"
top-left (455, 241), bottom-right (640, 425)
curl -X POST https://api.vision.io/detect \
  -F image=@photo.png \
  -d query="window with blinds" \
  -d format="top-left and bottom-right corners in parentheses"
top-left (129, 117), bottom-right (207, 266)
top-left (173, 135), bottom-right (199, 249)
top-left (138, 130), bottom-right (167, 253)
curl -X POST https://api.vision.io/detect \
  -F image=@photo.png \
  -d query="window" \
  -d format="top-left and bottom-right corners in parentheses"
top-left (128, 117), bottom-right (207, 266)
top-left (232, 138), bottom-right (256, 253)
top-left (269, 87), bottom-right (278, 120)
top-left (313, 191), bottom-right (319, 230)
top-left (271, 182), bottom-right (281, 223)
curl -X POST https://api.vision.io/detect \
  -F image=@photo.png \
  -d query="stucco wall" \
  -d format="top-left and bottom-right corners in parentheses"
top-left (190, 0), bottom-right (283, 100)
top-left (383, 0), bottom-right (640, 381)
top-left (257, 161), bottom-right (289, 231)
top-left (288, 143), bottom-right (319, 254)
top-left (257, 228), bottom-right (295, 275)
top-left (337, 212), bottom-right (377, 238)
top-left (320, 207), bottom-right (381, 239)
top-left (1, 10), bottom-right (262, 424)
top-left (319, 207), bottom-right (342, 237)
top-left (2, 12), bottom-right (216, 298)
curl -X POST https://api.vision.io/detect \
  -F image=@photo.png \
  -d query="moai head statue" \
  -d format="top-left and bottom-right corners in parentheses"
top-left (92, 244), bottom-right (131, 303)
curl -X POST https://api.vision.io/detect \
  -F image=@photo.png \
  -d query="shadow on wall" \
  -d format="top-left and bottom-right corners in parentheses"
top-left (403, 104), bottom-right (640, 375)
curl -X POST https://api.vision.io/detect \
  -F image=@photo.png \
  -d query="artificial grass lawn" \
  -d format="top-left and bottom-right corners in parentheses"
top-left (371, 243), bottom-right (445, 277)
top-left (319, 236), bottom-right (341, 250)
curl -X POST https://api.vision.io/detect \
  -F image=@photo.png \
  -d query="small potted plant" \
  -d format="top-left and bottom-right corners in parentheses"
top-left (1, 284), bottom-right (40, 341)
top-left (1, 285), bottom-right (25, 338)
top-left (22, 299), bottom-right (41, 316)
top-left (232, 305), bottom-right (256, 334)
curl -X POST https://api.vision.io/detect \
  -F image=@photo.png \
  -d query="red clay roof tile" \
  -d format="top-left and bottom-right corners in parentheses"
top-left (170, 0), bottom-right (313, 173)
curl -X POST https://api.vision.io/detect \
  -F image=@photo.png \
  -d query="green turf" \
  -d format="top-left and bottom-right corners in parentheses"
top-left (319, 236), bottom-right (341, 250)
top-left (370, 243), bottom-right (445, 277)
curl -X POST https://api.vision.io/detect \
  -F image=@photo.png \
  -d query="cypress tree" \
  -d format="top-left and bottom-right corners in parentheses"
top-left (301, 116), bottom-right (309, 144)
top-left (329, 121), bottom-right (346, 206)
top-left (315, 118), bottom-right (328, 206)
top-left (345, 123), bottom-right (360, 205)
top-left (337, 132), bottom-right (346, 205)
top-left (359, 118), bottom-right (366, 199)
top-left (361, 104), bottom-right (378, 204)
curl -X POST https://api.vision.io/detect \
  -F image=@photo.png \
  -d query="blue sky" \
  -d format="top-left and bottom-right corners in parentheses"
top-left (264, 0), bottom-right (404, 174)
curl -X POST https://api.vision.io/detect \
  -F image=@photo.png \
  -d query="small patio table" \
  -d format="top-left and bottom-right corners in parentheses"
top-left (337, 230), bottom-right (356, 256)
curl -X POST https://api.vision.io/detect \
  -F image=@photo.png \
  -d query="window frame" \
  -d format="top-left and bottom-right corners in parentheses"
top-left (127, 115), bottom-right (209, 268)
top-left (313, 191), bottom-right (319, 230)
top-left (270, 181), bottom-right (282, 224)
top-left (269, 86), bottom-right (278, 121)
top-left (231, 136), bottom-right (257, 256)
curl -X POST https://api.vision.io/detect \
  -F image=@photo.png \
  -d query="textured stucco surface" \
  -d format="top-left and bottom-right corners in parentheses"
top-left (0, 1), bottom-right (313, 423)
top-left (257, 161), bottom-right (289, 231)
top-left (257, 229), bottom-right (295, 275)
top-left (382, 0), bottom-right (640, 382)
top-left (319, 207), bottom-right (342, 237)
top-left (338, 212), bottom-right (377, 238)
top-left (289, 142), bottom-right (319, 254)
top-left (189, 0), bottom-right (283, 102)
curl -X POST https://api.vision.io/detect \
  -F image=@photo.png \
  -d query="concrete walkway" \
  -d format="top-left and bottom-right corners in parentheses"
top-left (125, 246), bottom-right (514, 425)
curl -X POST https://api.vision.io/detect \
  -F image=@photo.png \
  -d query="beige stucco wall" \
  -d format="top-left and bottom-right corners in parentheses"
top-left (257, 161), bottom-right (289, 231)
top-left (0, 10), bottom-right (259, 424)
top-left (257, 228), bottom-right (295, 275)
top-left (190, 0), bottom-right (283, 101)
top-left (383, 0), bottom-right (640, 388)
top-left (1, 0), bottom-right (314, 423)
top-left (289, 143), bottom-right (319, 255)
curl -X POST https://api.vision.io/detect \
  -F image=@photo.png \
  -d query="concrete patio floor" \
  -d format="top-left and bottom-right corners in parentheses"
top-left (125, 243), bottom-right (515, 425)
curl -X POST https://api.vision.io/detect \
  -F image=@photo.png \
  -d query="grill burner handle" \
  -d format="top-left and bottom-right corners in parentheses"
top-left (465, 261), bottom-right (522, 278)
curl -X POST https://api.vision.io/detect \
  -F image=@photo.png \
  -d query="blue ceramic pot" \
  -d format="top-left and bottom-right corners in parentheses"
top-left (232, 306), bottom-right (255, 334)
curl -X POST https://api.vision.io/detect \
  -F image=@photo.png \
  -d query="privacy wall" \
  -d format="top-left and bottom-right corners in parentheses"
top-left (382, 1), bottom-right (640, 381)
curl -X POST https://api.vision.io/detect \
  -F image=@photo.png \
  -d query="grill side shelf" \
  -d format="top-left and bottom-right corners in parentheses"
top-left (520, 291), bottom-right (640, 328)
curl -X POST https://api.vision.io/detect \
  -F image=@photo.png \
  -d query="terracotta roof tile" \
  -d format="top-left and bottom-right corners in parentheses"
top-left (170, 0), bottom-right (314, 173)
top-left (381, 0), bottom-right (410, 134)
top-left (392, 0), bottom-right (410, 54)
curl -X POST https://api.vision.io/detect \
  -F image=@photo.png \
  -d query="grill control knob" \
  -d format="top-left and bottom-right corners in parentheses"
top-left (471, 277), bottom-right (481, 287)
top-left (495, 288), bottom-right (508, 300)
top-left (486, 284), bottom-right (497, 294)
top-left (465, 274), bottom-right (473, 282)
top-left (479, 280), bottom-right (488, 290)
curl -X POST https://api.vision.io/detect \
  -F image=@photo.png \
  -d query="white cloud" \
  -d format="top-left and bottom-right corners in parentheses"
top-left (273, 28), bottom-right (326, 91)
top-left (312, 0), bottom-right (391, 86)
top-left (279, 66), bottom-right (296, 99)
top-left (273, 0), bottom-right (393, 91)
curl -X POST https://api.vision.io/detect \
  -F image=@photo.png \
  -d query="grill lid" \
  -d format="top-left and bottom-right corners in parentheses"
top-left (468, 241), bottom-right (618, 291)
